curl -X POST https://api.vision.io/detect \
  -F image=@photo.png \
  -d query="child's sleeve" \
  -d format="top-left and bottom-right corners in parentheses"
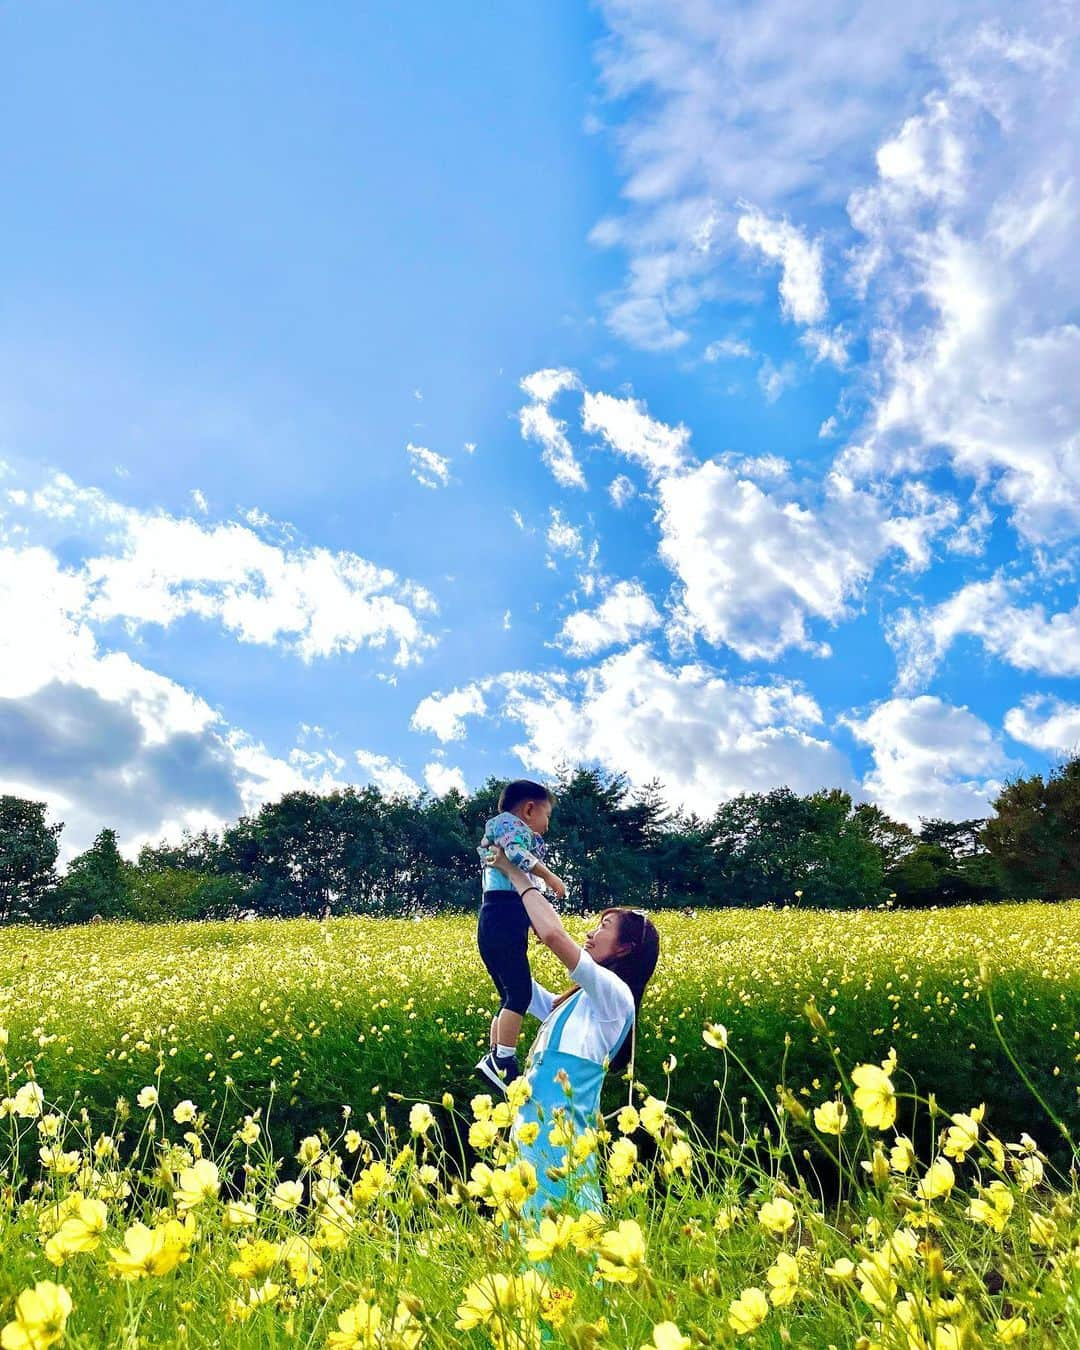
top-left (528, 979), bottom-right (556, 1020)
top-left (490, 816), bottom-right (540, 873)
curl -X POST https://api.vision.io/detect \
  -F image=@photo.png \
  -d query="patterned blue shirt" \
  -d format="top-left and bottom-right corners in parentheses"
top-left (478, 811), bottom-right (547, 892)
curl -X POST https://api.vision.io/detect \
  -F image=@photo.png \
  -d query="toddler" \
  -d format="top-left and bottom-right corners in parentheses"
top-left (474, 779), bottom-right (565, 1092)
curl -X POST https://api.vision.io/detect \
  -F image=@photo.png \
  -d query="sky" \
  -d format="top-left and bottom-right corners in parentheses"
top-left (1, 1), bottom-right (1079, 858)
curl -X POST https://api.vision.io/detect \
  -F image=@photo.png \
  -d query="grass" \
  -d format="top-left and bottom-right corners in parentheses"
top-left (0, 902), bottom-right (1077, 1345)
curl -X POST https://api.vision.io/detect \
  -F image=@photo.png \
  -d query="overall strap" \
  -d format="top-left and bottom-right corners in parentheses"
top-left (545, 989), bottom-right (583, 1049)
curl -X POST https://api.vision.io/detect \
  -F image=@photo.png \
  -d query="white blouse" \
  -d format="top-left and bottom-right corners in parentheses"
top-left (527, 950), bottom-right (635, 1064)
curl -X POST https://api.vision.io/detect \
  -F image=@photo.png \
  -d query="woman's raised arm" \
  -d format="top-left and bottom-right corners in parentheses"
top-left (487, 849), bottom-right (582, 974)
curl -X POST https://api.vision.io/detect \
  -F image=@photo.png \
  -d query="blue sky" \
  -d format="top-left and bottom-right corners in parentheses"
top-left (1, 2), bottom-right (1078, 856)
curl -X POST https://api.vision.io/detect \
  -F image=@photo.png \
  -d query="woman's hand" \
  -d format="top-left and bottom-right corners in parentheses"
top-left (485, 844), bottom-right (512, 875)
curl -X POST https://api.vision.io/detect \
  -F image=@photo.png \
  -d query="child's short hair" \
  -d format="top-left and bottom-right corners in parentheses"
top-left (498, 779), bottom-right (554, 814)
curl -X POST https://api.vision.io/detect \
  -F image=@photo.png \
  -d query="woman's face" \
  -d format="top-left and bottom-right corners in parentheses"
top-left (583, 911), bottom-right (630, 964)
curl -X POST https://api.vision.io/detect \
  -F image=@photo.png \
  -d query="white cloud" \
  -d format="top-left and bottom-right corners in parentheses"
top-left (412, 645), bottom-right (852, 811)
top-left (0, 543), bottom-right (349, 859)
top-left (608, 474), bottom-right (636, 508)
top-left (888, 576), bottom-right (1080, 690)
top-left (819, 416), bottom-right (838, 439)
top-left (354, 750), bottom-right (420, 798)
top-left (801, 327), bottom-right (849, 368)
top-left (704, 336), bottom-right (753, 361)
top-left (13, 473), bottom-right (436, 666)
top-left (518, 368), bottom-right (587, 489)
top-left (658, 461), bottom-right (957, 661)
top-left (736, 206), bottom-right (827, 326)
top-left (556, 580), bottom-right (662, 657)
top-left (191, 488), bottom-right (209, 514)
top-left (590, 0), bottom-right (994, 348)
top-left (843, 695), bottom-right (1012, 824)
top-left (581, 389), bottom-right (689, 480)
top-left (546, 509), bottom-right (584, 557)
top-left (1004, 695), bottom-right (1080, 757)
top-left (424, 761), bottom-right (468, 796)
top-left (406, 442), bottom-right (451, 490)
top-left (411, 681), bottom-right (491, 742)
top-left (464, 441), bottom-right (477, 454)
top-left (757, 359), bottom-right (797, 403)
top-left (837, 26), bottom-right (1080, 545)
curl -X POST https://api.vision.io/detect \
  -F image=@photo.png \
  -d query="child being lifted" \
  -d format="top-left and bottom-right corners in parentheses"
top-left (474, 779), bottom-right (566, 1093)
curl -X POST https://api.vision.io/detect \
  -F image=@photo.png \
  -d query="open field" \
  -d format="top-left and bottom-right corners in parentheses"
top-left (0, 903), bottom-right (1078, 1345)
top-left (2, 903), bottom-right (1077, 1149)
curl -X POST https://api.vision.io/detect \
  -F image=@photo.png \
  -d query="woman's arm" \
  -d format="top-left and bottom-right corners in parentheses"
top-left (489, 851), bottom-right (582, 973)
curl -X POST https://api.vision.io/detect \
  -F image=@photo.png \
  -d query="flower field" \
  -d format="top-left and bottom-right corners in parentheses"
top-left (0, 902), bottom-right (1078, 1345)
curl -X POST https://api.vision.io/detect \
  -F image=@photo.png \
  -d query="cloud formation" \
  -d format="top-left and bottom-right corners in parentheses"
top-left (411, 645), bottom-right (852, 812)
top-left (843, 695), bottom-right (1013, 824)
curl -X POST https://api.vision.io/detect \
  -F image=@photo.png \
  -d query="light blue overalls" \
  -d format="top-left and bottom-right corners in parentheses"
top-left (512, 989), bottom-right (634, 1223)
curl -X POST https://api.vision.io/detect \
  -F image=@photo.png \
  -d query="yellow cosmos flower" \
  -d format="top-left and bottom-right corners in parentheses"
top-left (107, 1219), bottom-right (191, 1280)
top-left (639, 1097), bottom-right (668, 1139)
top-left (525, 1215), bottom-right (576, 1263)
top-left (296, 1135), bottom-right (323, 1166)
top-left (703, 1023), bottom-right (728, 1050)
top-left (616, 1105), bottom-right (640, 1135)
top-left (890, 1136), bottom-right (916, 1173)
top-left (641, 1322), bottom-right (691, 1350)
top-left (174, 1158), bottom-right (220, 1211)
top-left (228, 1239), bottom-right (280, 1283)
top-left (327, 1296), bottom-right (380, 1349)
top-left (1028, 1213), bottom-right (1058, 1247)
top-left (916, 1158), bottom-right (955, 1202)
top-left (943, 1106), bottom-right (984, 1161)
top-left (968, 1180), bottom-right (1013, 1232)
top-left (851, 1063), bottom-right (897, 1130)
top-left (608, 1137), bottom-right (638, 1184)
top-left (825, 1257), bottom-right (856, 1283)
top-left (1, 1281), bottom-right (72, 1350)
top-left (271, 1180), bottom-right (304, 1212)
top-left (728, 1287), bottom-right (768, 1336)
top-left (996, 1315), bottom-right (1027, 1344)
top-left (757, 1197), bottom-right (796, 1235)
top-left (408, 1103), bottom-right (435, 1136)
top-left (1014, 1155), bottom-right (1043, 1192)
top-left (766, 1251), bottom-right (800, 1306)
top-left (454, 1271), bottom-right (549, 1331)
top-left (813, 1100), bottom-right (848, 1135)
top-left (224, 1200), bottom-right (258, 1229)
top-left (596, 1219), bottom-right (647, 1284)
top-left (43, 1197), bottom-right (108, 1265)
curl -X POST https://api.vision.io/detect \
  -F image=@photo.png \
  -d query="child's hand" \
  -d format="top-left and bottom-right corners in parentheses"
top-left (546, 875), bottom-right (567, 901)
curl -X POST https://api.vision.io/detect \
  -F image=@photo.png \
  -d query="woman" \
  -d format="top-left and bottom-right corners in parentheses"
top-left (486, 848), bottom-right (660, 1220)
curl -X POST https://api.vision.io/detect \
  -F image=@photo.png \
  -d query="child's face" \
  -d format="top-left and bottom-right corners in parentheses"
top-left (518, 797), bottom-right (553, 835)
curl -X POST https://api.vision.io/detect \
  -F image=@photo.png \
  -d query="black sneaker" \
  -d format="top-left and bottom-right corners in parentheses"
top-left (475, 1050), bottom-right (521, 1095)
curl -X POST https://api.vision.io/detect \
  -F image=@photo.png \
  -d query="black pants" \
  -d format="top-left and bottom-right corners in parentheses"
top-left (477, 891), bottom-right (533, 1017)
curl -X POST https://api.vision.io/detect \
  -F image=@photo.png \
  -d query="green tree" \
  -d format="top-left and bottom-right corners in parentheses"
top-left (708, 788), bottom-right (887, 908)
top-left (0, 796), bottom-right (63, 922)
top-left (983, 757), bottom-right (1080, 900)
top-left (127, 868), bottom-right (246, 922)
top-left (544, 767), bottom-right (649, 914)
top-left (55, 829), bottom-right (133, 923)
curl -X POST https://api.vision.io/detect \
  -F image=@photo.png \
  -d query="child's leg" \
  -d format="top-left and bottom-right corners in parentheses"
top-left (477, 895), bottom-right (532, 1059)
top-left (490, 1015), bottom-right (499, 1052)
top-left (496, 1008), bottom-right (523, 1051)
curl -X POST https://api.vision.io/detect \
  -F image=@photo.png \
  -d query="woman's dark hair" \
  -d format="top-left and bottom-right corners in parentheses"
top-left (498, 779), bottom-right (554, 813)
top-left (601, 908), bottom-right (660, 1073)
top-left (552, 908), bottom-right (660, 1075)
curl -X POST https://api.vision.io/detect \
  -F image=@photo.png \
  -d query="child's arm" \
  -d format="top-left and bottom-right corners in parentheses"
top-left (528, 860), bottom-right (566, 901)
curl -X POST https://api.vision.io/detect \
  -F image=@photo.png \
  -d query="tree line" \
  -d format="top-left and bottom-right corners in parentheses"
top-left (1, 756), bottom-right (1078, 925)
